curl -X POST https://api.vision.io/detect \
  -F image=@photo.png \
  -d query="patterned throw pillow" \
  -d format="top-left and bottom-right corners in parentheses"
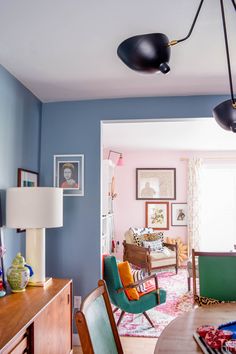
top-left (143, 232), bottom-right (164, 241)
top-left (130, 227), bottom-right (141, 234)
top-left (141, 228), bottom-right (154, 234)
top-left (133, 233), bottom-right (143, 246)
top-left (143, 233), bottom-right (158, 241)
top-left (142, 232), bottom-right (164, 251)
top-left (131, 227), bottom-right (153, 235)
top-left (130, 227), bottom-right (148, 234)
top-left (142, 239), bottom-right (164, 252)
top-left (131, 269), bottom-right (146, 292)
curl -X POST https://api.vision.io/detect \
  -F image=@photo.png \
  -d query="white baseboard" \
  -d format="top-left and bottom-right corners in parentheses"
top-left (73, 333), bottom-right (80, 346)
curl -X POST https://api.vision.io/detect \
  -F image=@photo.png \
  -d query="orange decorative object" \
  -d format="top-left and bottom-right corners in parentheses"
top-left (164, 237), bottom-right (188, 265)
top-left (118, 261), bottom-right (139, 300)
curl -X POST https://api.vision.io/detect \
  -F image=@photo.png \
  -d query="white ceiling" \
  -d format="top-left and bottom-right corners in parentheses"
top-left (0, 0), bottom-right (235, 102)
top-left (102, 118), bottom-right (236, 151)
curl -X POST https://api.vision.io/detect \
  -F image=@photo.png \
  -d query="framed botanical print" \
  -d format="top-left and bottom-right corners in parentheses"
top-left (54, 154), bottom-right (84, 196)
top-left (136, 168), bottom-right (176, 200)
top-left (171, 203), bottom-right (188, 226)
top-left (145, 202), bottom-right (169, 230)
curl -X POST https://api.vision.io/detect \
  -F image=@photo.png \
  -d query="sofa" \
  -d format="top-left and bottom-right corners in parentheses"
top-left (123, 227), bottom-right (178, 274)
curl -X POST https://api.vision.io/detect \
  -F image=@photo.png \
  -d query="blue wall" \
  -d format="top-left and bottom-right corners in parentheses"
top-left (41, 94), bottom-right (227, 298)
top-left (0, 61), bottom-right (229, 317)
top-left (0, 65), bottom-right (42, 268)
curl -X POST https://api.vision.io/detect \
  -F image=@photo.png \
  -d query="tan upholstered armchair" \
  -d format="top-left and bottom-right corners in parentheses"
top-left (123, 228), bottom-right (178, 274)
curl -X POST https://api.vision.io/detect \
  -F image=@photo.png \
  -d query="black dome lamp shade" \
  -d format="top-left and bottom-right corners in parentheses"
top-left (117, 0), bottom-right (236, 132)
top-left (212, 0), bottom-right (236, 132)
top-left (213, 100), bottom-right (236, 132)
top-left (117, 0), bottom-right (204, 74)
top-left (117, 33), bottom-right (171, 74)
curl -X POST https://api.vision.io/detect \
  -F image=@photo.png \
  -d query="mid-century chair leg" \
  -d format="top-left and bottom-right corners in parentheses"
top-left (143, 311), bottom-right (155, 328)
top-left (117, 310), bottom-right (125, 326)
top-left (113, 307), bottom-right (119, 314)
top-left (187, 277), bottom-right (191, 291)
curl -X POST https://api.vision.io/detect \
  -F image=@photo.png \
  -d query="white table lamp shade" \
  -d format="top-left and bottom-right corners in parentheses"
top-left (6, 187), bottom-right (63, 228)
top-left (6, 187), bottom-right (63, 285)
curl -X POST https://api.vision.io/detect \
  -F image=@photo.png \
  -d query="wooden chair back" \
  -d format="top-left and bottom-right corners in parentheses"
top-left (192, 249), bottom-right (236, 301)
top-left (75, 279), bottom-right (123, 354)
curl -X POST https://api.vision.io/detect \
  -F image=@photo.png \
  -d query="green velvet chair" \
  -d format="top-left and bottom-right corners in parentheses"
top-left (103, 255), bottom-right (167, 327)
top-left (192, 249), bottom-right (236, 302)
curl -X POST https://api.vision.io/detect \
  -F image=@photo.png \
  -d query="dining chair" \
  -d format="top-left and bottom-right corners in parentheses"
top-left (192, 249), bottom-right (236, 302)
top-left (75, 279), bottom-right (124, 354)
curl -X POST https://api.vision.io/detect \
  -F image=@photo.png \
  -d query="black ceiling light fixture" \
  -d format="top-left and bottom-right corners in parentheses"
top-left (117, 0), bottom-right (236, 132)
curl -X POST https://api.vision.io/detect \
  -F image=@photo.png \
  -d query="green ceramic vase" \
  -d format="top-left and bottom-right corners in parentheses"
top-left (7, 253), bottom-right (30, 292)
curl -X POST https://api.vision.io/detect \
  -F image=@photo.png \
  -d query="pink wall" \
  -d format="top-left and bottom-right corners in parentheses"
top-left (104, 149), bottom-right (236, 259)
top-left (111, 151), bottom-right (188, 258)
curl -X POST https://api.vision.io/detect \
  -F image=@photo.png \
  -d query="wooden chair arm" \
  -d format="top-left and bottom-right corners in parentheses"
top-left (117, 273), bottom-right (159, 293)
top-left (123, 241), bottom-right (150, 254)
top-left (163, 242), bottom-right (178, 252)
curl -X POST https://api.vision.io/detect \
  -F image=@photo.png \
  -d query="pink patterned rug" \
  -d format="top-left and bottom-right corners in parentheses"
top-left (114, 268), bottom-right (194, 338)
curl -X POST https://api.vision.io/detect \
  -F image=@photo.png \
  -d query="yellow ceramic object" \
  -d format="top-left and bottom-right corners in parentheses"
top-left (7, 253), bottom-right (30, 292)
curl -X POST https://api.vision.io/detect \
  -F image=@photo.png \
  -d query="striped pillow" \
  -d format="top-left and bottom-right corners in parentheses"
top-left (131, 269), bottom-right (146, 292)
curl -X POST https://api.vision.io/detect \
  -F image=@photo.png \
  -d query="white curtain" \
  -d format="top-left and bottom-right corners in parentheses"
top-left (187, 157), bottom-right (202, 256)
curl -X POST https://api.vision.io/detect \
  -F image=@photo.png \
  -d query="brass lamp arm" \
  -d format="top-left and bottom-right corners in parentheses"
top-left (169, 0), bottom-right (205, 47)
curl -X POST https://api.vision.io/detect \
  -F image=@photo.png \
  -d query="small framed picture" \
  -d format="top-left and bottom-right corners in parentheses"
top-left (18, 168), bottom-right (39, 187)
top-left (17, 168), bottom-right (39, 233)
top-left (145, 202), bottom-right (169, 230)
top-left (54, 155), bottom-right (84, 196)
top-left (171, 203), bottom-right (188, 226)
top-left (136, 168), bottom-right (176, 200)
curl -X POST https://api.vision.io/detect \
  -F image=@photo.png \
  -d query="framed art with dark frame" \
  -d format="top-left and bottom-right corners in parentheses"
top-left (17, 168), bottom-right (39, 233)
top-left (171, 203), bottom-right (188, 226)
top-left (18, 168), bottom-right (39, 187)
top-left (136, 168), bottom-right (176, 200)
top-left (54, 154), bottom-right (84, 196)
top-left (145, 202), bottom-right (169, 230)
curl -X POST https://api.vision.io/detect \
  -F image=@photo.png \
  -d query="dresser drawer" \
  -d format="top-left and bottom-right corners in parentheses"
top-left (2, 331), bottom-right (28, 354)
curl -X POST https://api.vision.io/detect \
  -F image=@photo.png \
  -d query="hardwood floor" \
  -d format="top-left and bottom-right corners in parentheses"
top-left (73, 337), bottom-right (157, 353)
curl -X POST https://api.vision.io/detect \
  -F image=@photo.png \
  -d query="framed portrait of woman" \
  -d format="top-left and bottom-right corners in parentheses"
top-left (54, 154), bottom-right (84, 196)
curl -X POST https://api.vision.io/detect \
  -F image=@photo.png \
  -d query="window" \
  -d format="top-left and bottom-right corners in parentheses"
top-left (200, 162), bottom-right (236, 252)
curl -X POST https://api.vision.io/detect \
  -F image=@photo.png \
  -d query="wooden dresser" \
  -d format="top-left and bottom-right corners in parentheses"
top-left (0, 278), bottom-right (72, 354)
